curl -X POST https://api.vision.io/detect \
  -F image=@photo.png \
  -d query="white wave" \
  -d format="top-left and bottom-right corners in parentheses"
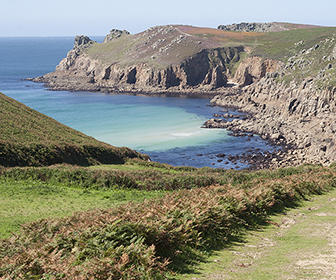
top-left (170, 131), bottom-right (200, 137)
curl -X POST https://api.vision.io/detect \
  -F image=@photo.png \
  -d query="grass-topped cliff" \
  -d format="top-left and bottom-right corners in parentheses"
top-left (32, 23), bottom-right (336, 95)
top-left (0, 92), bottom-right (147, 166)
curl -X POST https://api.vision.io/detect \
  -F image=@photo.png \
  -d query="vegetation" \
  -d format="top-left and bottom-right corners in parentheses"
top-left (179, 186), bottom-right (336, 279)
top-left (1, 162), bottom-right (336, 279)
top-left (85, 24), bottom-right (336, 90)
top-left (249, 27), bottom-right (336, 61)
top-left (0, 92), bottom-right (147, 167)
top-left (0, 174), bottom-right (164, 239)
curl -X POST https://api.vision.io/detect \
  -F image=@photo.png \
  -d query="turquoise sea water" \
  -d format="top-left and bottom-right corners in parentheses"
top-left (0, 37), bottom-right (276, 168)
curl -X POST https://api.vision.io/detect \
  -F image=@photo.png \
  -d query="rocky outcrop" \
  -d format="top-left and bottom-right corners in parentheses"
top-left (218, 22), bottom-right (284, 32)
top-left (34, 43), bottom-right (252, 94)
top-left (203, 32), bottom-right (336, 168)
top-left (56, 35), bottom-right (95, 72)
top-left (103, 29), bottom-right (130, 43)
top-left (217, 22), bottom-right (320, 33)
top-left (208, 74), bottom-right (336, 168)
top-left (233, 57), bottom-right (282, 86)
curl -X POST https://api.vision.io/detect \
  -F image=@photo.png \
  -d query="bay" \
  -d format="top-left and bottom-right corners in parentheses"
top-left (0, 36), bottom-right (276, 168)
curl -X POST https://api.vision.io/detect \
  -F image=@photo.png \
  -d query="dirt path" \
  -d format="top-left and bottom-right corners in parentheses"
top-left (178, 189), bottom-right (336, 279)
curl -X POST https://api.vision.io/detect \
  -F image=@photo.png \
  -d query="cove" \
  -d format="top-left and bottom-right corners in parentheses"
top-left (0, 37), bottom-right (277, 169)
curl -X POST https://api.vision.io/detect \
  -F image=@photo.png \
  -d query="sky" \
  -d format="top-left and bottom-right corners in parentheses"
top-left (2, 0), bottom-right (336, 37)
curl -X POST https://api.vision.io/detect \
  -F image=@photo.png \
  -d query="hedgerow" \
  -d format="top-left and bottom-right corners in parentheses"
top-left (1, 167), bottom-right (335, 279)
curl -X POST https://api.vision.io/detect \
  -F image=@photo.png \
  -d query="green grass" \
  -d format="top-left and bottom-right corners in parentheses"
top-left (178, 187), bottom-right (336, 279)
top-left (0, 178), bottom-right (164, 239)
top-left (1, 163), bottom-right (336, 279)
top-left (0, 92), bottom-right (147, 167)
top-left (248, 27), bottom-right (336, 61)
top-left (87, 25), bottom-right (336, 68)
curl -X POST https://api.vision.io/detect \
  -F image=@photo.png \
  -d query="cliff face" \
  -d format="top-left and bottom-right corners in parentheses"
top-left (34, 26), bottom-right (279, 95)
top-left (56, 36), bottom-right (95, 72)
top-left (41, 43), bottom-right (248, 93)
top-left (208, 33), bottom-right (336, 167)
top-left (232, 57), bottom-right (282, 86)
top-left (94, 47), bottom-right (247, 90)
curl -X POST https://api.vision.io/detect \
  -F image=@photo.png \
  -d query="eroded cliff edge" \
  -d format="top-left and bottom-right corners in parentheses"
top-left (31, 25), bottom-right (280, 97)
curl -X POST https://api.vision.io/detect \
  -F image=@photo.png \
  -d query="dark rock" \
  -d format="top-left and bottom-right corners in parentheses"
top-left (103, 29), bottom-right (130, 43)
top-left (74, 35), bottom-right (93, 47)
top-left (218, 22), bottom-right (279, 32)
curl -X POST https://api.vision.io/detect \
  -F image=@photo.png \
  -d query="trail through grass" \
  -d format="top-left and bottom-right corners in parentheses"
top-left (178, 187), bottom-right (336, 279)
top-left (1, 163), bottom-right (336, 279)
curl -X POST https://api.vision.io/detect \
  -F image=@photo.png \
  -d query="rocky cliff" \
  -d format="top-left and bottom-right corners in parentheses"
top-left (103, 29), bottom-right (130, 43)
top-left (217, 22), bottom-right (320, 32)
top-left (32, 25), bottom-right (279, 96)
top-left (205, 32), bottom-right (336, 167)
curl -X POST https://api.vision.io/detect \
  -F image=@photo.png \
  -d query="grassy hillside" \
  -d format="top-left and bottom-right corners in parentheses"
top-left (86, 25), bottom-right (264, 70)
top-left (83, 25), bottom-right (336, 89)
top-left (86, 25), bottom-right (336, 67)
top-left (1, 162), bottom-right (336, 279)
top-left (249, 27), bottom-right (336, 61)
top-left (0, 92), bottom-right (147, 167)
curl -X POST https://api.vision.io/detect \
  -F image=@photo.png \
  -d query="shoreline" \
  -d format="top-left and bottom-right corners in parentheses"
top-left (26, 76), bottom-right (238, 99)
top-left (206, 77), bottom-right (336, 169)
top-left (203, 106), bottom-right (300, 171)
top-left (28, 74), bottom-right (335, 171)
top-left (29, 75), bottom-right (302, 171)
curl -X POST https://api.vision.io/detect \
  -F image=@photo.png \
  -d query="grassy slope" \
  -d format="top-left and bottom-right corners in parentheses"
top-left (86, 25), bottom-right (336, 89)
top-left (0, 177), bottom-right (163, 239)
top-left (0, 92), bottom-right (146, 167)
top-left (86, 25), bottom-right (336, 65)
top-left (1, 162), bottom-right (336, 279)
top-left (87, 25), bottom-right (263, 70)
top-left (249, 27), bottom-right (336, 61)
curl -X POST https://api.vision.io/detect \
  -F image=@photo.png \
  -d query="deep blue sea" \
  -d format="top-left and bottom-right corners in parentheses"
top-left (0, 36), bottom-right (276, 168)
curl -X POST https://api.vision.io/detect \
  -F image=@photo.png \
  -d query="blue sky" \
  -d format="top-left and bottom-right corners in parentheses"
top-left (2, 0), bottom-right (336, 37)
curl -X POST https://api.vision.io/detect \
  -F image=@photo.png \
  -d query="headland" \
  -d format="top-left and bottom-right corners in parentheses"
top-left (29, 22), bottom-right (336, 169)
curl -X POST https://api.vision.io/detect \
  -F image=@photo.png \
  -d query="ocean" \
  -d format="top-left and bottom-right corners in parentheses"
top-left (0, 36), bottom-right (276, 168)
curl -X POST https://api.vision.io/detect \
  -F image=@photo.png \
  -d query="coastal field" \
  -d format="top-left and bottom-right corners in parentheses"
top-left (1, 161), bottom-right (336, 279)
